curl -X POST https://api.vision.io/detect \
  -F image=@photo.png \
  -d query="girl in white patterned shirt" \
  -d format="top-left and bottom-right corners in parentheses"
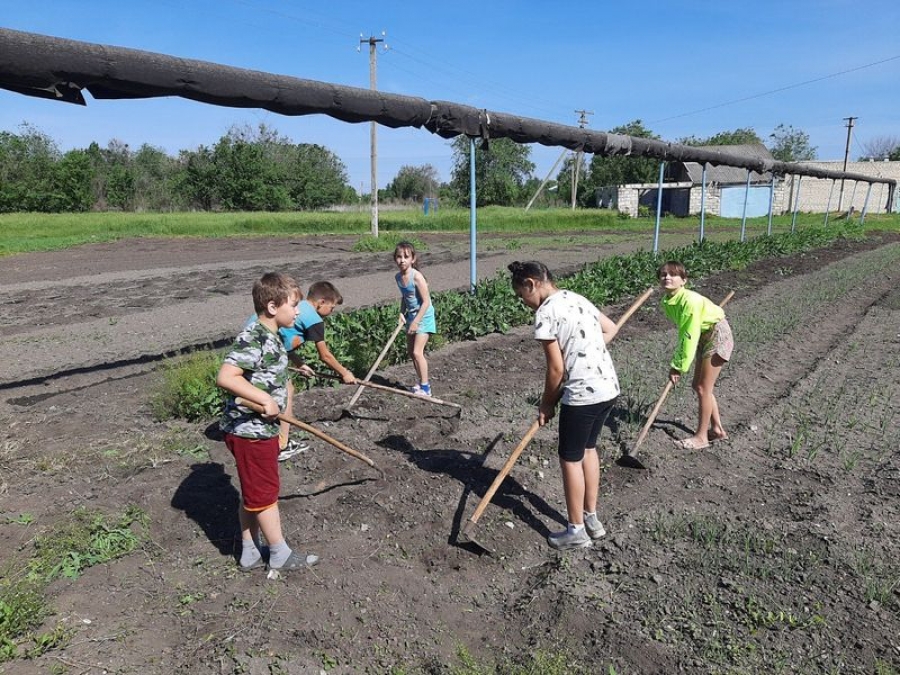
top-left (509, 261), bottom-right (620, 551)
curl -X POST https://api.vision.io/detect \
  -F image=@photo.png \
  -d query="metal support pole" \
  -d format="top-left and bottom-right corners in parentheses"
top-left (767, 174), bottom-right (775, 236)
top-left (525, 148), bottom-right (567, 211)
top-left (653, 162), bottom-right (665, 253)
top-left (699, 163), bottom-right (707, 242)
top-left (740, 169), bottom-right (751, 242)
top-left (859, 183), bottom-right (873, 224)
top-left (823, 179), bottom-right (835, 226)
top-left (846, 181), bottom-right (858, 218)
top-left (469, 137), bottom-right (477, 293)
top-left (790, 176), bottom-right (802, 233)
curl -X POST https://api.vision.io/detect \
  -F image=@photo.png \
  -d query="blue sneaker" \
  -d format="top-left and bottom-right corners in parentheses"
top-left (410, 383), bottom-right (432, 397)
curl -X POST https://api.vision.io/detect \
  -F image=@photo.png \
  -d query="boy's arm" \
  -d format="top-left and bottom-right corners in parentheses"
top-left (314, 340), bottom-right (356, 383)
top-left (216, 363), bottom-right (279, 417)
top-left (287, 351), bottom-right (316, 378)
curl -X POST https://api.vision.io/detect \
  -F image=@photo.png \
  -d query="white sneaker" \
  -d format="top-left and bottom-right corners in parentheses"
top-left (277, 439), bottom-right (309, 462)
top-left (584, 513), bottom-right (607, 540)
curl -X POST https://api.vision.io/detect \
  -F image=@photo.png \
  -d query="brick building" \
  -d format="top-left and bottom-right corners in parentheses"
top-left (596, 145), bottom-right (899, 218)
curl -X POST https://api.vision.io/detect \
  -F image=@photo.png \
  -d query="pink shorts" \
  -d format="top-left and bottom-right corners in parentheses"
top-left (699, 318), bottom-right (734, 363)
top-left (225, 433), bottom-right (280, 511)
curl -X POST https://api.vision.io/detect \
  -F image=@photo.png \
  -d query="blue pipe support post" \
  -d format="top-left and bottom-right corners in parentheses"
top-left (859, 183), bottom-right (873, 225)
top-left (740, 169), bottom-right (751, 242)
top-left (767, 174), bottom-right (776, 236)
top-left (653, 161), bottom-right (665, 253)
top-left (790, 176), bottom-right (802, 233)
top-left (699, 164), bottom-right (707, 242)
top-left (824, 179), bottom-right (835, 226)
top-left (469, 137), bottom-right (477, 293)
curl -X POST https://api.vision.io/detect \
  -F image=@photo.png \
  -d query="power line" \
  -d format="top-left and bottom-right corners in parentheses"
top-left (650, 54), bottom-right (900, 124)
top-left (217, 0), bottom-right (577, 121)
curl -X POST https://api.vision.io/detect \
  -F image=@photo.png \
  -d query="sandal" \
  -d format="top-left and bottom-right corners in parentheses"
top-left (674, 437), bottom-right (710, 450)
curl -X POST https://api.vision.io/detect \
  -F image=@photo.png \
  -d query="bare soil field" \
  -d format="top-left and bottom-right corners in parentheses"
top-left (0, 231), bottom-right (898, 674)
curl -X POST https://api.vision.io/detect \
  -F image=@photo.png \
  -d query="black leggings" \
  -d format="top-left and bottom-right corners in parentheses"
top-left (558, 398), bottom-right (617, 462)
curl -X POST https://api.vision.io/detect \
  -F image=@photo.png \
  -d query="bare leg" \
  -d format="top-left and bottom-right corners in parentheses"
top-left (685, 355), bottom-right (725, 448)
top-left (408, 332), bottom-right (430, 385)
top-left (582, 448), bottom-right (600, 514)
top-left (255, 504), bottom-right (286, 547)
top-left (559, 458), bottom-right (586, 526)
top-left (707, 354), bottom-right (727, 440)
top-left (238, 505), bottom-right (259, 544)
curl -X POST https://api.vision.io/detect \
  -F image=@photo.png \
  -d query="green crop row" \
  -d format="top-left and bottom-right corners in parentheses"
top-left (153, 222), bottom-right (864, 421)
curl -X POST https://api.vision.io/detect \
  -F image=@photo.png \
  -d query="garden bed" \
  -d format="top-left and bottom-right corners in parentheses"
top-left (0, 231), bottom-right (898, 674)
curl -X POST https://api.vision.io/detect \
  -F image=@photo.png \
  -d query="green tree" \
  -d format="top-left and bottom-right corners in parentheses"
top-left (172, 146), bottom-right (217, 210)
top-left (0, 124), bottom-right (61, 212)
top-left (287, 143), bottom-right (349, 210)
top-left (213, 125), bottom-right (290, 211)
top-left (768, 124), bottom-right (816, 162)
top-left (52, 149), bottom-right (95, 212)
top-left (584, 120), bottom-right (661, 195)
top-left (679, 127), bottom-right (762, 146)
top-left (449, 137), bottom-right (534, 206)
top-left (386, 164), bottom-right (440, 201)
top-left (132, 144), bottom-right (178, 211)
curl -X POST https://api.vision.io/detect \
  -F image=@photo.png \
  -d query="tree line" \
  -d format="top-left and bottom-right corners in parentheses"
top-left (1, 119), bottom-right (834, 213)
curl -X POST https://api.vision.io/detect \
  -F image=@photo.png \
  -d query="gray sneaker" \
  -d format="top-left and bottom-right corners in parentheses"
top-left (584, 513), bottom-right (607, 540)
top-left (271, 550), bottom-right (320, 571)
top-left (547, 527), bottom-right (592, 550)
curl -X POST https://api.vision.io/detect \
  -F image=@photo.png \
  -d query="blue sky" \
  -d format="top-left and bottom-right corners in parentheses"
top-left (2, 0), bottom-right (898, 192)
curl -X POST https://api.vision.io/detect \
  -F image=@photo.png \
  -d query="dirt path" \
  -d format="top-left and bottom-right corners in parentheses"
top-left (0, 233), bottom-right (644, 389)
top-left (1, 232), bottom-right (898, 674)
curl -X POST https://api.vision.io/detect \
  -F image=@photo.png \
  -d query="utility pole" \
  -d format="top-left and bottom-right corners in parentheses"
top-left (837, 116), bottom-right (856, 212)
top-left (360, 33), bottom-right (386, 236)
top-left (571, 109), bottom-right (593, 209)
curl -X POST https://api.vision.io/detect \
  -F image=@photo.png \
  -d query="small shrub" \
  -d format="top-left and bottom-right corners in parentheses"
top-left (151, 350), bottom-right (224, 421)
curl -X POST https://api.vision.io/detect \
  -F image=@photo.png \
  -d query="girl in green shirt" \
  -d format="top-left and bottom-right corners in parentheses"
top-left (659, 261), bottom-right (734, 450)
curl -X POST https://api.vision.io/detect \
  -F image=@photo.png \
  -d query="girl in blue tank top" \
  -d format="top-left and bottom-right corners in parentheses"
top-left (394, 241), bottom-right (436, 396)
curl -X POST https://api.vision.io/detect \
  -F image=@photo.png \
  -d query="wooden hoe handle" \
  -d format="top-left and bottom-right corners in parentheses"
top-left (235, 397), bottom-right (377, 469)
top-left (615, 287), bottom-right (654, 329)
top-left (346, 318), bottom-right (406, 409)
top-left (467, 421), bottom-right (541, 526)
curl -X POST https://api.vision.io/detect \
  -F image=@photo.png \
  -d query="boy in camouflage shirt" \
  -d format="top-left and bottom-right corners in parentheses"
top-left (217, 272), bottom-right (319, 573)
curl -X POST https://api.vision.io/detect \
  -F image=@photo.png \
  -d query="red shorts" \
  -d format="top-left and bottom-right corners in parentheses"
top-left (225, 433), bottom-right (280, 511)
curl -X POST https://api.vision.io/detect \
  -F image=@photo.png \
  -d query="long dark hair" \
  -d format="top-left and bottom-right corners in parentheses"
top-left (508, 260), bottom-right (554, 288)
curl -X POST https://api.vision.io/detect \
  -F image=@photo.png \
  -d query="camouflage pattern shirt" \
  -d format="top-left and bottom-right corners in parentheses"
top-left (219, 320), bottom-right (289, 439)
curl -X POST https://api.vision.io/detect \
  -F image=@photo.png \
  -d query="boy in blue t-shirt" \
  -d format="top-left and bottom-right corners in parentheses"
top-left (278, 281), bottom-right (356, 460)
top-left (244, 281), bottom-right (355, 460)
